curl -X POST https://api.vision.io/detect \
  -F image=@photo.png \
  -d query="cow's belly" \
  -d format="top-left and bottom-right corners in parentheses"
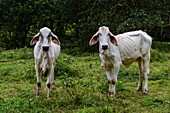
top-left (122, 58), bottom-right (137, 68)
top-left (120, 49), bottom-right (142, 68)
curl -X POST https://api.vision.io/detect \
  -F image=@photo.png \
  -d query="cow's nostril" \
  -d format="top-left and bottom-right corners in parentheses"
top-left (43, 46), bottom-right (49, 51)
top-left (102, 45), bottom-right (108, 50)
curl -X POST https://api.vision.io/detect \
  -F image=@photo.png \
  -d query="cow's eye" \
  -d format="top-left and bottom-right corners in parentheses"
top-left (98, 33), bottom-right (101, 36)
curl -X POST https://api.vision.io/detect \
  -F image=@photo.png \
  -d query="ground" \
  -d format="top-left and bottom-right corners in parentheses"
top-left (0, 42), bottom-right (169, 112)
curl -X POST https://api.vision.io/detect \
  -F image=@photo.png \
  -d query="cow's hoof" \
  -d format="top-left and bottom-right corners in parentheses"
top-left (136, 87), bottom-right (142, 91)
top-left (110, 94), bottom-right (113, 97)
top-left (37, 89), bottom-right (41, 95)
top-left (52, 85), bottom-right (55, 90)
top-left (143, 89), bottom-right (147, 95)
top-left (109, 91), bottom-right (115, 97)
top-left (47, 95), bottom-right (51, 98)
top-left (36, 94), bottom-right (39, 96)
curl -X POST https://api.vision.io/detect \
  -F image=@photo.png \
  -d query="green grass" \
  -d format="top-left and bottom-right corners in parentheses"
top-left (0, 43), bottom-right (169, 112)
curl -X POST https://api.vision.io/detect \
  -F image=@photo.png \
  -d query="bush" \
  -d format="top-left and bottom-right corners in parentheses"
top-left (150, 49), bottom-right (169, 62)
top-left (55, 55), bottom-right (79, 78)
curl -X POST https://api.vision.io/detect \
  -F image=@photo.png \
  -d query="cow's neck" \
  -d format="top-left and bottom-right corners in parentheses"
top-left (40, 52), bottom-right (49, 73)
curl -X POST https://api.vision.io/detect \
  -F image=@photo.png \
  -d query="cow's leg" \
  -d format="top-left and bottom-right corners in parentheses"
top-left (46, 66), bottom-right (54, 98)
top-left (46, 76), bottom-right (51, 98)
top-left (46, 73), bottom-right (51, 98)
top-left (136, 57), bottom-right (144, 91)
top-left (35, 66), bottom-right (42, 96)
top-left (51, 69), bottom-right (55, 90)
top-left (143, 54), bottom-right (150, 95)
top-left (106, 64), bottom-right (120, 96)
top-left (106, 69), bottom-right (114, 96)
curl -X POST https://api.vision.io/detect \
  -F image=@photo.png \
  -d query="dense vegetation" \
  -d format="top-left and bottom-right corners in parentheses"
top-left (0, 0), bottom-right (170, 50)
top-left (0, 42), bottom-right (169, 112)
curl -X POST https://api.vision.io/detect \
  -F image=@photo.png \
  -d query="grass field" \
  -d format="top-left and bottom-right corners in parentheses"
top-left (0, 43), bottom-right (169, 112)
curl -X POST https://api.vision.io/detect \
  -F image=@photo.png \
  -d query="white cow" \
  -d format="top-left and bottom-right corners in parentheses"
top-left (30, 27), bottom-right (60, 98)
top-left (89, 26), bottom-right (152, 96)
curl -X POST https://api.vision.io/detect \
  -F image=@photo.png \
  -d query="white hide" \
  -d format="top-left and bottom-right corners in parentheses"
top-left (31, 27), bottom-right (60, 98)
top-left (34, 40), bottom-right (60, 74)
top-left (90, 26), bottom-right (152, 96)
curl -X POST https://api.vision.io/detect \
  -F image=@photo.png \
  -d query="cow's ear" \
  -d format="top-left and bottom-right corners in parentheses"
top-left (109, 32), bottom-right (118, 46)
top-left (30, 32), bottom-right (40, 45)
top-left (51, 32), bottom-right (60, 45)
top-left (89, 32), bottom-right (99, 46)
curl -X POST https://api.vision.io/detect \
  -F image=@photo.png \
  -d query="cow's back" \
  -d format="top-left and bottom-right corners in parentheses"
top-left (115, 30), bottom-right (152, 67)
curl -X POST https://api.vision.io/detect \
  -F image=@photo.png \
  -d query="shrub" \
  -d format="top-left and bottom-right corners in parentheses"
top-left (55, 55), bottom-right (79, 78)
top-left (150, 49), bottom-right (169, 62)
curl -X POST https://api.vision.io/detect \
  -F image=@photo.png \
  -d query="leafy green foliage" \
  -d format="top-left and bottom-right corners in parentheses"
top-left (0, 0), bottom-right (169, 50)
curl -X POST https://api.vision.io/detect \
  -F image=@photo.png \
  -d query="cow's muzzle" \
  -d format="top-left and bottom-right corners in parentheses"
top-left (102, 45), bottom-right (108, 50)
top-left (42, 46), bottom-right (49, 51)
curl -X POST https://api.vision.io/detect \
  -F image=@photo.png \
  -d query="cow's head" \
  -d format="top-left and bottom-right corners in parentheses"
top-left (30, 27), bottom-right (60, 51)
top-left (89, 26), bottom-right (118, 50)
